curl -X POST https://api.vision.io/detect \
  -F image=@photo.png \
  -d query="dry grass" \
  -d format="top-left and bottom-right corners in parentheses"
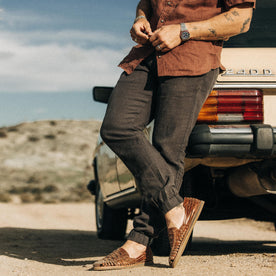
top-left (0, 120), bottom-right (101, 203)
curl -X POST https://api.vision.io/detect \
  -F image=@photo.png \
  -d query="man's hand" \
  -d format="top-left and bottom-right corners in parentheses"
top-left (149, 24), bottom-right (182, 52)
top-left (130, 18), bottom-right (153, 45)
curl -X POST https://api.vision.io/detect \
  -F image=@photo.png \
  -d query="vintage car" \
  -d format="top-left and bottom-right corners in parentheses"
top-left (88, 0), bottom-right (276, 255)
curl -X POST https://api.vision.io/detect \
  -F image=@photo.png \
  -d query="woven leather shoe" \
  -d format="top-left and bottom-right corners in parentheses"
top-left (168, 197), bottom-right (204, 268)
top-left (93, 247), bottom-right (153, 271)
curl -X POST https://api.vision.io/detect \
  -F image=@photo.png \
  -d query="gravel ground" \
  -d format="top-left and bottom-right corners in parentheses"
top-left (0, 203), bottom-right (275, 275)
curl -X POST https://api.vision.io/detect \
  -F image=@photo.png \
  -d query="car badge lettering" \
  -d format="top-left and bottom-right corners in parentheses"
top-left (222, 69), bottom-right (275, 77)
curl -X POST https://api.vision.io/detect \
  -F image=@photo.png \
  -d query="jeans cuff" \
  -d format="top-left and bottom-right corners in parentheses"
top-left (160, 194), bottom-right (183, 214)
top-left (127, 229), bottom-right (151, 246)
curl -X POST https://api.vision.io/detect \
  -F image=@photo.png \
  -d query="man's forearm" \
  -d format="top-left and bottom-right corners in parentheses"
top-left (186, 4), bottom-right (253, 41)
top-left (131, 0), bottom-right (153, 43)
top-left (136, 0), bottom-right (152, 20)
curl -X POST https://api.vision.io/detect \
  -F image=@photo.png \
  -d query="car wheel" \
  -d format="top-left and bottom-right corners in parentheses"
top-left (95, 181), bottom-right (128, 240)
top-left (151, 227), bottom-right (193, 256)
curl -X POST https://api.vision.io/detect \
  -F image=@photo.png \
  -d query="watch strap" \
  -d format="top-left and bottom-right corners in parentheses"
top-left (180, 22), bottom-right (190, 41)
top-left (180, 22), bottom-right (188, 32)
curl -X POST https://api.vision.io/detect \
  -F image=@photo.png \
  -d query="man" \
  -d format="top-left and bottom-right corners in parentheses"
top-left (93, 0), bottom-right (256, 271)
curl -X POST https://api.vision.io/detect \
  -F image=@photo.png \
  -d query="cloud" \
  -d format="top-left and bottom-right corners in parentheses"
top-left (0, 4), bottom-right (135, 93)
top-left (0, 29), bottom-right (129, 48)
top-left (0, 7), bottom-right (71, 29)
top-left (0, 30), bottom-right (131, 93)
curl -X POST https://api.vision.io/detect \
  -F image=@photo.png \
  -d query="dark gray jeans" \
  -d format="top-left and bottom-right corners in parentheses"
top-left (100, 54), bottom-right (219, 246)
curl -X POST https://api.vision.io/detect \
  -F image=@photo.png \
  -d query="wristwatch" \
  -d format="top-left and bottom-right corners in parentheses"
top-left (180, 23), bottom-right (190, 42)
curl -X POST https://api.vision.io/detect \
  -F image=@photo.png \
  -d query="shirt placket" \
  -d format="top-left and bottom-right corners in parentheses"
top-left (156, 1), bottom-right (178, 60)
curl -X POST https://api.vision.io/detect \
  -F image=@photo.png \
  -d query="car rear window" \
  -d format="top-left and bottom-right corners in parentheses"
top-left (224, 0), bottom-right (276, 48)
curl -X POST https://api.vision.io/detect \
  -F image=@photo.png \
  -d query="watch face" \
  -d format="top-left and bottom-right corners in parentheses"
top-left (181, 30), bottom-right (190, 41)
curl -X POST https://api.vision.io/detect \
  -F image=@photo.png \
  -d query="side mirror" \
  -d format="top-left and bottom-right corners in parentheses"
top-left (92, 86), bottom-right (113, 103)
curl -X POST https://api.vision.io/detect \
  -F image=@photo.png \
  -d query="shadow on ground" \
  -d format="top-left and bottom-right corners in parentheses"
top-left (0, 227), bottom-right (275, 266)
top-left (189, 237), bottom-right (276, 256)
top-left (0, 227), bottom-right (121, 266)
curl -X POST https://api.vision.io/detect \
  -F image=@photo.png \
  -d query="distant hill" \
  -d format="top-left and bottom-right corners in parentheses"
top-left (0, 120), bottom-right (101, 203)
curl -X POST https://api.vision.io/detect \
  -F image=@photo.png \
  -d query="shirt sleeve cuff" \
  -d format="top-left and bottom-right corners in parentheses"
top-left (224, 0), bottom-right (256, 10)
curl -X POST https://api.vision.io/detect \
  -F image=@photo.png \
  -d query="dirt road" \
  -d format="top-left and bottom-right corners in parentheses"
top-left (0, 203), bottom-right (275, 275)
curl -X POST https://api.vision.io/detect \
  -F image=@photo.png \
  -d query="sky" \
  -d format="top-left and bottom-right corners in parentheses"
top-left (0, 0), bottom-right (138, 126)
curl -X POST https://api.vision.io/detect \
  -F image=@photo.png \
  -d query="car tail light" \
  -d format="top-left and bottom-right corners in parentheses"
top-left (197, 89), bottom-right (263, 123)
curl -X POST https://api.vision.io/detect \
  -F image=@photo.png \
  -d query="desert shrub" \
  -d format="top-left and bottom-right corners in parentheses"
top-left (0, 130), bottom-right (7, 138)
top-left (49, 120), bottom-right (57, 126)
top-left (0, 193), bottom-right (11, 203)
top-left (43, 185), bottom-right (58, 193)
top-left (20, 193), bottom-right (35, 203)
top-left (28, 136), bottom-right (40, 142)
top-left (71, 182), bottom-right (91, 201)
top-left (30, 187), bottom-right (42, 194)
top-left (18, 190), bottom-right (44, 203)
top-left (57, 130), bottom-right (66, 135)
top-left (26, 176), bottom-right (40, 184)
top-left (9, 186), bottom-right (30, 194)
top-left (9, 185), bottom-right (42, 194)
top-left (8, 186), bottom-right (20, 194)
top-left (8, 127), bottom-right (18, 132)
top-left (43, 198), bottom-right (58, 204)
top-left (34, 193), bottom-right (43, 202)
top-left (60, 196), bottom-right (72, 202)
top-left (44, 134), bottom-right (56, 139)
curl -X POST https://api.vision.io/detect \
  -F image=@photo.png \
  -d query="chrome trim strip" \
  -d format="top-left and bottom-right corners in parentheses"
top-left (104, 187), bottom-right (137, 202)
top-left (208, 126), bottom-right (276, 134)
top-left (221, 74), bottom-right (276, 77)
top-left (209, 127), bottom-right (253, 134)
top-left (214, 83), bottom-right (276, 89)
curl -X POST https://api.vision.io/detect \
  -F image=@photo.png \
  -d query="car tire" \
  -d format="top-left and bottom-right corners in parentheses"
top-left (95, 181), bottom-right (128, 240)
top-left (151, 227), bottom-right (193, 256)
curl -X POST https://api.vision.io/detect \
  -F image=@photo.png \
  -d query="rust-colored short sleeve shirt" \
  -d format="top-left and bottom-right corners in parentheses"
top-left (119, 0), bottom-right (256, 77)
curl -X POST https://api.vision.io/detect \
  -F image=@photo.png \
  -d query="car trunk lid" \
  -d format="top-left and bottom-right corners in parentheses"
top-left (217, 48), bottom-right (276, 83)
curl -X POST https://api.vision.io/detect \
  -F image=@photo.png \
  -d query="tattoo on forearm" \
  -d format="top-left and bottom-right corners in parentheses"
top-left (240, 18), bottom-right (251, 33)
top-left (224, 13), bottom-right (234, 22)
top-left (208, 28), bottom-right (217, 37)
top-left (193, 35), bottom-right (227, 41)
top-left (231, 10), bottom-right (239, 17)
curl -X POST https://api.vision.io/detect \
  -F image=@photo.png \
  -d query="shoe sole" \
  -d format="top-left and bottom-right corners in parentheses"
top-left (169, 200), bottom-right (205, 268)
top-left (93, 261), bottom-right (153, 271)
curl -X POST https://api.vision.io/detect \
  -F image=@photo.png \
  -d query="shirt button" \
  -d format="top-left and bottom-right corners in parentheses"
top-left (160, 19), bottom-right (164, 23)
